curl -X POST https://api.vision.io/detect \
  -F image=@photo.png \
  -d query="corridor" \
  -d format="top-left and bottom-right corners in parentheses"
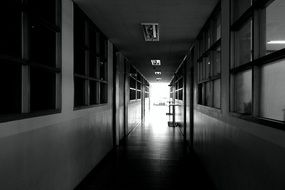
top-left (76, 106), bottom-right (214, 190)
top-left (1, 0), bottom-right (285, 189)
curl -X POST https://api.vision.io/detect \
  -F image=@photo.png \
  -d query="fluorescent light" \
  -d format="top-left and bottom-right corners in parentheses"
top-left (141, 23), bottom-right (159, 42)
top-left (267, 41), bottom-right (285, 44)
top-left (155, 72), bottom-right (161, 75)
top-left (151, 60), bottom-right (161, 65)
top-left (156, 78), bottom-right (162, 80)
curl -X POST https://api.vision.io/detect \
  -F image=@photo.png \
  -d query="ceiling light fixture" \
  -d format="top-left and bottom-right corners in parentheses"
top-left (156, 78), bottom-right (162, 80)
top-left (155, 72), bottom-right (161, 75)
top-left (267, 40), bottom-right (285, 44)
top-left (151, 59), bottom-right (161, 66)
top-left (141, 23), bottom-right (159, 41)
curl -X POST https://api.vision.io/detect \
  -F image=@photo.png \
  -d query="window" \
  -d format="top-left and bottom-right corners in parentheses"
top-left (129, 66), bottom-right (144, 101)
top-left (172, 65), bottom-right (184, 101)
top-left (231, 0), bottom-right (285, 123)
top-left (0, 0), bottom-right (61, 117)
top-left (231, 18), bottom-right (253, 114)
top-left (263, 0), bottom-right (285, 55)
top-left (74, 5), bottom-right (108, 108)
top-left (197, 5), bottom-right (221, 109)
top-left (145, 83), bottom-right (150, 98)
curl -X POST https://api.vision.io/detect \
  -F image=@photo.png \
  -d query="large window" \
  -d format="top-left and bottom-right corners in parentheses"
top-left (74, 6), bottom-right (108, 108)
top-left (0, 0), bottom-right (61, 118)
top-left (145, 82), bottom-right (150, 98)
top-left (175, 77), bottom-right (183, 101)
top-left (197, 5), bottom-right (221, 109)
top-left (231, 0), bottom-right (285, 123)
top-left (129, 66), bottom-right (143, 101)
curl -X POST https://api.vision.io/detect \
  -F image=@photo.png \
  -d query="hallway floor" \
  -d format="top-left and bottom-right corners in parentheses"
top-left (75, 106), bottom-right (215, 190)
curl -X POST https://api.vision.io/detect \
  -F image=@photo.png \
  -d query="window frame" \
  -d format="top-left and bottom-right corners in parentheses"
top-left (230, 0), bottom-right (285, 127)
top-left (129, 66), bottom-right (144, 102)
top-left (73, 5), bottom-right (108, 109)
top-left (197, 3), bottom-right (222, 109)
top-left (0, 0), bottom-right (62, 122)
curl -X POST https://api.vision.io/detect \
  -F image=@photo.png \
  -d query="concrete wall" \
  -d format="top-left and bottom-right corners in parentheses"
top-left (191, 0), bottom-right (285, 189)
top-left (0, 0), bottom-right (114, 189)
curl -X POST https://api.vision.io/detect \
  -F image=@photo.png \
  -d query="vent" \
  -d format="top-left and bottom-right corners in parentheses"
top-left (141, 23), bottom-right (159, 41)
top-left (151, 60), bottom-right (161, 66)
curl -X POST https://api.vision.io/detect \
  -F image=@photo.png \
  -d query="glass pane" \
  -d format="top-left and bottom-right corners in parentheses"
top-left (100, 35), bottom-right (107, 60)
top-left (0, 63), bottom-right (21, 114)
top-left (199, 36), bottom-right (204, 56)
top-left (213, 79), bottom-right (221, 108)
top-left (199, 62), bottom-right (203, 81)
top-left (30, 22), bottom-right (57, 67)
top-left (30, 67), bottom-right (56, 111)
top-left (205, 82), bottom-right (212, 106)
top-left (202, 83), bottom-right (206, 105)
top-left (179, 90), bottom-right (183, 100)
top-left (198, 84), bottom-right (203, 104)
top-left (89, 53), bottom-right (98, 78)
top-left (206, 27), bottom-right (211, 49)
top-left (213, 46), bottom-right (221, 75)
top-left (100, 83), bottom-right (107, 104)
top-left (74, 47), bottom-right (85, 75)
top-left (234, 70), bottom-right (252, 114)
top-left (88, 24), bottom-right (97, 50)
top-left (137, 74), bottom-right (142, 82)
top-left (234, 19), bottom-right (252, 67)
top-left (100, 61), bottom-right (107, 80)
top-left (28, 0), bottom-right (56, 25)
top-left (204, 56), bottom-right (211, 78)
top-left (90, 81), bottom-right (99, 105)
top-left (232, 0), bottom-right (252, 22)
top-left (130, 89), bottom-right (136, 100)
top-left (137, 82), bottom-right (141, 90)
top-left (74, 9), bottom-right (86, 48)
top-left (265, 0), bottom-right (285, 55)
top-left (0, 1), bottom-right (22, 58)
top-left (74, 77), bottom-right (86, 107)
top-left (130, 77), bottom-right (136, 89)
top-left (214, 13), bottom-right (221, 41)
top-left (137, 91), bottom-right (141, 99)
top-left (260, 59), bottom-right (285, 121)
top-left (202, 60), bottom-right (206, 80)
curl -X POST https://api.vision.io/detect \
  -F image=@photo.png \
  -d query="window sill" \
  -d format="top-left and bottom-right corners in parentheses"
top-left (195, 104), bottom-right (222, 118)
top-left (229, 112), bottom-right (285, 131)
top-left (0, 109), bottom-right (61, 123)
top-left (129, 99), bottom-right (141, 102)
top-left (73, 103), bottom-right (108, 111)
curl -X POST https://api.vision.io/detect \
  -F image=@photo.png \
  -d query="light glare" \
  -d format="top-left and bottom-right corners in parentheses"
top-left (267, 41), bottom-right (285, 44)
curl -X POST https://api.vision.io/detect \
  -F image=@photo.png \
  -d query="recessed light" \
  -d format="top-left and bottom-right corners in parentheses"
top-left (267, 40), bottom-right (285, 44)
top-left (151, 60), bottom-right (161, 65)
top-left (155, 72), bottom-right (161, 75)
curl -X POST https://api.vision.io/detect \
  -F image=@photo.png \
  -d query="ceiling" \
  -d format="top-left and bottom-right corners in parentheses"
top-left (74, 0), bottom-right (218, 83)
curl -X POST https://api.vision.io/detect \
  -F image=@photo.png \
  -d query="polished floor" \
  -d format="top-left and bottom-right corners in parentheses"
top-left (75, 106), bottom-right (215, 190)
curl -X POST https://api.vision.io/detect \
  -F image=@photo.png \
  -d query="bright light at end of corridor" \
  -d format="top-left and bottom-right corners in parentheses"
top-left (150, 83), bottom-right (170, 106)
top-left (150, 83), bottom-right (170, 99)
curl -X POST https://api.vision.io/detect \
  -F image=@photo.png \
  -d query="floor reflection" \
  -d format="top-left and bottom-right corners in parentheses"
top-left (76, 105), bottom-right (215, 190)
